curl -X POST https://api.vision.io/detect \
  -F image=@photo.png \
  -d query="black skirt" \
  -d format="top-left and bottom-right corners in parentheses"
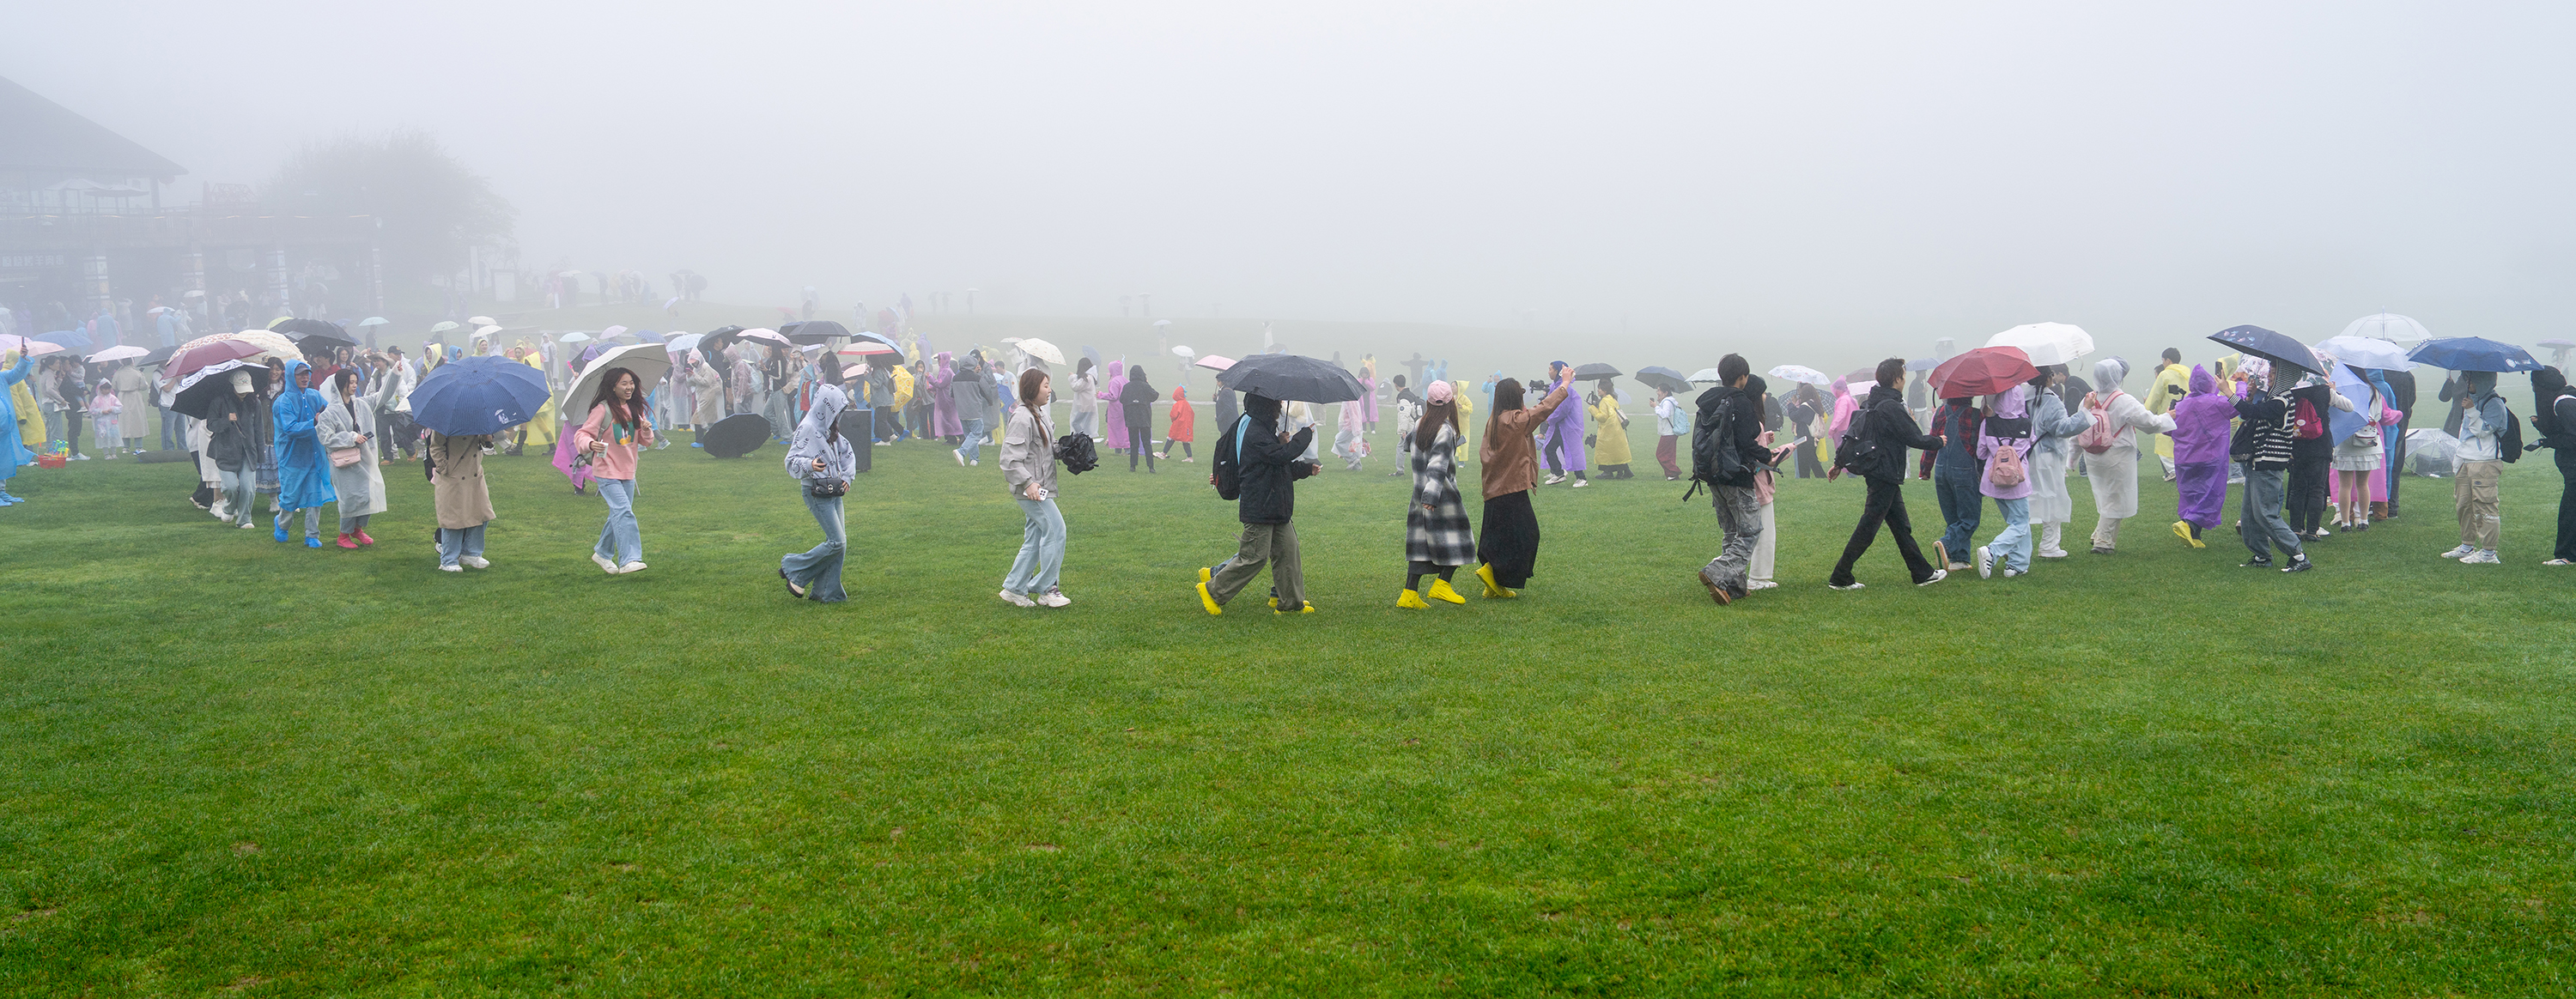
top-left (1478, 489), bottom-right (1542, 587)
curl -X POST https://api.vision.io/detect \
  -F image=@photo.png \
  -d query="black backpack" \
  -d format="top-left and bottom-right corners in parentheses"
top-left (1832, 406), bottom-right (1881, 476)
top-left (1211, 415), bottom-right (1250, 500)
top-left (1686, 392), bottom-right (1746, 493)
top-left (2496, 398), bottom-right (2524, 463)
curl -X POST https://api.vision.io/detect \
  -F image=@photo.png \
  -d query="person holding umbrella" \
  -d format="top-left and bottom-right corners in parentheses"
top-left (574, 367), bottom-right (656, 574)
top-left (2080, 358), bottom-right (2176, 554)
top-left (205, 370), bottom-right (268, 528)
top-left (781, 355), bottom-right (858, 603)
top-left (1195, 392), bottom-right (1319, 615)
top-left (269, 360), bottom-right (337, 548)
top-left (2442, 370), bottom-right (2511, 565)
top-left (2229, 364), bottom-right (2312, 572)
top-left (1473, 371), bottom-right (1572, 597)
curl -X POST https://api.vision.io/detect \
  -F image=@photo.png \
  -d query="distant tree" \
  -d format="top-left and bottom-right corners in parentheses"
top-left (263, 130), bottom-right (516, 283)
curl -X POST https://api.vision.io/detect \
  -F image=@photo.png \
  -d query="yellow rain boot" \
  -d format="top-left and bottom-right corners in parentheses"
top-left (2172, 520), bottom-right (2205, 549)
top-left (1474, 563), bottom-right (1504, 598)
top-left (1275, 602), bottom-right (1317, 615)
top-left (1396, 590), bottom-right (1431, 609)
top-left (1196, 580), bottom-right (1224, 616)
top-left (1199, 566), bottom-right (1212, 584)
top-left (1426, 578), bottom-right (1467, 604)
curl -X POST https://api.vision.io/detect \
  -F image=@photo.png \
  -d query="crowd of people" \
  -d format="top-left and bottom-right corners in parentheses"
top-left (8, 325), bottom-right (2574, 615)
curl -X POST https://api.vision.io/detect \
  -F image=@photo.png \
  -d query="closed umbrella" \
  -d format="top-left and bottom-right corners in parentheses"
top-left (1634, 366), bottom-right (1693, 394)
top-left (1928, 347), bottom-right (2038, 397)
top-left (2206, 324), bottom-right (2321, 377)
top-left (2409, 336), bottom-right (2539, 373)
top-left (1216, 354), bottom-right (1365, 403)
top-left (1766, 365), bottom-right (1829, 386)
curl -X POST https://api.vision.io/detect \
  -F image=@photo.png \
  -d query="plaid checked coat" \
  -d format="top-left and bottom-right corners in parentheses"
top-left (1406, 424), bottom-right (1476, 566)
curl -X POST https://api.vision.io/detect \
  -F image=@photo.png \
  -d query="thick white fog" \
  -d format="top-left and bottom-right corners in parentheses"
top-left (11, 0), bottom-right (2573, 362)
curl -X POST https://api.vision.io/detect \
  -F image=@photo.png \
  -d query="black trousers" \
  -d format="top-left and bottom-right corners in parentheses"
top-left (1127, 425), bottom-right (1155, 470)
top-left (2556, 459), bottom-right (2576, 561)
top-left (2287, 454), bottom-right (2332, 533)
top-left (2387, 417), bottom-right (2409, 512)
top-left (1830, 477), bottom-right (1936, 586)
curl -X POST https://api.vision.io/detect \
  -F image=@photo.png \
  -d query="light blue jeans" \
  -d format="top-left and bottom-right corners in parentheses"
top-left (958, 417), bottom-right (987, 462)
top-left (220, 466), bottom-right (256, 526)
top-left (1988, 497), bottom-right (2032, 572)
top-left (781, 489), bottom-right (847, 602)
top-left (1003, 497), bottom-right (1066, 595)
top-left (274, 506), bottom-right (320, 538)
top-left (438, 524), bottom-right (486, 567)
top-left (593, 478), bottom-right (641, 565)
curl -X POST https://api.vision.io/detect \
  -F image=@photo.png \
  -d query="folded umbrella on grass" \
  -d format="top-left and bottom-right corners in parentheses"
top-left (698, 413), bottom-right (772, 458)
top-left (410, 356), bottom-right (552, 436)
top-left (2409, 336), bottom-right (2539, 373)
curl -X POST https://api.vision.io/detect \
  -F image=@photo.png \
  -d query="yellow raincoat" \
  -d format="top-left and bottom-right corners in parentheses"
top-left (1450, 380), bottom-right (1473, 459)
top-left (2145, 362), bottom-right (2189, 463)
top-left (1590, 392), bottom-right (1633, 467)
top-left (520, 354), bottom-right (559, 446)
top-left (891, 364), bottom-right (915, 409)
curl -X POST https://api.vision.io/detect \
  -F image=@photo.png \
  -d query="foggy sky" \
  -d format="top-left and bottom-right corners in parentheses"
top-left (12, 1), bottom-right (2574, 361)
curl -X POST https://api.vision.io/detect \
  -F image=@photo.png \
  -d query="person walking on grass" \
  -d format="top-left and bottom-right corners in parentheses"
top-left (1195, 392), bottom-right (1318, 615)
top-left (270, 360), bottom-right (337, 548)
top-left (1973, 383), bottom-right (2038, 579)
top-left (1924, 392), bottom-right (1983, 572)
top-left (2441, 370), bottom-right (2510, 565)
top-left (2230, 366), bottom-right (2312, 572)
top-left (1692, 354), bottom-right (1766, 605)
top-left (952, 352), bottom-right (996, 466)
top-left (1744, 376), bottom-right (1788, 590)
top-left (1540, 361), bottom-right (1589, 487)
top-left (428, 430), bottom-right (495, 572)
top-left (1825, 359), bottom-right (1949, 590)
top-left (2028, 365), bottom-right (2093, 558)
top-left (576, 366), bottom-right (655, 575)
top-left (2164, 365), bottom-right (2235, 548)
top-left (1158, 385), bottom-right (1194, 462)
top-left (0, 348), bottom-right (28, 506)
top-left (2079, 358), bottom-right (2176, 554)
top-left (999, 368), bottom-right (1072, 608)
top-left (206, 370), bottom-right (266, 529)
top-left (1119, 366), bottom-right (1158, 472)
top-left (317, 368), bottom-right (392, 549)
top-left (1473, 371), bottom-right (1572, 598)
top-left (1653, 384), bottom-right (1686, 480)
top-left (2530, 366), bottom-right (2576, 566)
top-left (781, 357), bottom-right (858, 603)
top-left (1396, 380), bottom-right (1473, 608)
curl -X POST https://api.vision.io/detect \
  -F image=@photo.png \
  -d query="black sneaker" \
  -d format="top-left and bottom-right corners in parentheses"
top-left (2239, 556), bottom-right (2274, 568)
top-left (2281, 557), bottom-right (2314, 573)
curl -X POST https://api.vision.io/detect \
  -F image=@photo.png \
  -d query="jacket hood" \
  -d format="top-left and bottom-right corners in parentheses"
top-left (1170, 386), bottom-right (1188, 402)
top-left (1990, 384), bottom-right (2029, 420)
top-left (2533, 366), bottom-right (2567, 398)
top-left (2189, 365), bottom-right (2217, 395)
top-left (1830, 377), bottom-right (1850, 400)
top-left (1105, 360), bottom-right (1124, 378)
top-left (800, 383), bottom-right (850, 433)
top-left (2094, 358), bottom-right (2130, 392)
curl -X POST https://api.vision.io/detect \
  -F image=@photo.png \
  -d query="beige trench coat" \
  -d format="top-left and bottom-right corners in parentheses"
top-left (427, 433), bottom-right (495, 529)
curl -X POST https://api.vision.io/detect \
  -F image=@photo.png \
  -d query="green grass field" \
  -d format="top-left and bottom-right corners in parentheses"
top-left (5, 412), bottom-right (2573, 996)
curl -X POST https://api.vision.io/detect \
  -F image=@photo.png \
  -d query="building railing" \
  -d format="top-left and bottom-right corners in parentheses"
top-left (0, 209), bottom-right (380, 251)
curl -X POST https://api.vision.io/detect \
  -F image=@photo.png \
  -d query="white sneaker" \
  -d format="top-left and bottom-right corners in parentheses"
top-left (2037, 548), bottom-right (2069, 559)
top-left (1543, 474), bottom-right (1565, 485)
top-left (1747, 579), bottom-right (1777, 590)
top-left (2460, 549), bottom-right (2500, 565)
top-left (1830, 581), bottom-right (1865, 590)
top-left (617, 561), bottom-right (647, 574)
top-left (592, 554), bottom-right (618, 574)
top-left (461, 555), bottom-right (490, 569)
top-left (1035, 590), bottom-right (1072, 608)
top-left (2002, 567), bottom-right (2025, 578)
top-left (1976, 546), bottom-right (1993, 578)
top-left (953, 449), bottom-right (966, 466)
top-left (2439, 544), bottom-right (2476, 559)
top-left (2545, 559), bottom-right (2573, 566)
top-left (439, 563), bottom-right (463, 572)
top-left (1570, 478), bottom-right (1589, 487)
top-left (1917, 569), bottom-right (1948, 587)
top-left (210, 504), bottom-right (230, 521)
top-left (999, 589), bottom-right (1036, 607)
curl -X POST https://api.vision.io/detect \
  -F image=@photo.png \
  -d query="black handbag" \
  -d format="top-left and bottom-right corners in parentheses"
top-left (809, 478), bottom-right (848, 497)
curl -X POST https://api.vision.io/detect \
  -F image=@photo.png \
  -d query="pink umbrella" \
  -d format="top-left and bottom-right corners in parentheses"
top-left (1194, 354), bottom-right (1236, 372)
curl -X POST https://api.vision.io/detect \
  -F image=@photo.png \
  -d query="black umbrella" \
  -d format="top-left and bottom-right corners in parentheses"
top-left (700, 324), bottom-right (748, 354)
top-left (1634, 366), bottom-right (1694, 394)
top-left (171, 360), bottom-right (272, 419)
top-left (269, 318), bottom-right (342, 339)
top-left (1215, 354), bottom-right (1365, 403)
top-left (2207, 324), bottom-right (2319, 377)
top-left (699, 413), bottom-right (772, 457)
top-left (1571, 362), bottom-right (1622, 380)
top-left (781, 320), bottom-right (850, 344)
top-left (138, 345), bottom-right (179, 367)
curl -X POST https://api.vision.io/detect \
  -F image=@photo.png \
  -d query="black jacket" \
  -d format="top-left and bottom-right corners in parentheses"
top-left (206, 391), bottom-right (268, 471)
top-left (1693, 384), bottom-right (1765, 488)
top-left (1235, 410), bottom-right (1315, 524)
top-left (1854, 384), bottom-right (1941, 483)
top-left (2287, 383), bottom-right (2335, 458)
top-left (1119, 378), bottom-right (1158, 429)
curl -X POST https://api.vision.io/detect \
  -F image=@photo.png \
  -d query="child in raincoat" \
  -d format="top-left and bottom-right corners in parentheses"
top-left (1159, 385), bottom-right (1194, 461)
top-left (87, 379), bottom-right (122, 456)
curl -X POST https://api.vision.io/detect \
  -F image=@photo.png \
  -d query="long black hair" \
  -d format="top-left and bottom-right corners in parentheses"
top-left (591, 366), bottom-right (645, 430)
top-left (1485, 378), bottom-right (1526, 442)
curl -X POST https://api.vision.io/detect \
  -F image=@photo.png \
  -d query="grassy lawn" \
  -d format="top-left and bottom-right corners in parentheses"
top-left (4, 412), bottom-right (2573, 996)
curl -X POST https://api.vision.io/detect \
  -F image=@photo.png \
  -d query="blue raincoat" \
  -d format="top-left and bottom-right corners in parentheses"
top-left (270, 359), bottom-right (337, 512)
top-left (0, 351), bottom-right (32, 480)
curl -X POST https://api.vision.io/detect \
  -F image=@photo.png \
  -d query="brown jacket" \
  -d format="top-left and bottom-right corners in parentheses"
top-left (1478, 384), bottom-right (1571, 499)
top-left (428, 433), bottom-right (495, 529)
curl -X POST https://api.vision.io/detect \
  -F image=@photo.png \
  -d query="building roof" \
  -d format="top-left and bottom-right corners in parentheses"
top-left (0, 76), bottom-right (187, 179)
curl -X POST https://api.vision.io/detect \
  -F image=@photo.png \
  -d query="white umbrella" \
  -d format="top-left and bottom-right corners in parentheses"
top-left (2312, 335), bottom-right (2416, 372)
top-left (86, 344), bottom-right (150, 363)
top-left (1985, 323), bottom-right (2093, 367)
top-left (1016, 337), bottom-right (1066, 366)
top-left (1688, 367), bottom-right (1727, 384)
top-left (356, 316), bottom-right (390, 328)
top-left (560, 342), bottom-right (672, 415)
top-left (468, 316), bottom-right (496, 326)
top-left (2341, 312), bottom-right (2433, 344)
top-left (1766, 364), bottom-right (1830, 386)
top-left (2, 336), bottom-right (64, 357)
top-left (1153, 319), bottom-right (1172, 327)
top-left (1172, 345), bottom-right (1196, 360)
top-left (557, 331), bottom-right (592, 343)
top-left (738, 328), bottom-right (792, 347)
top-left (474, 325), bottom-right (503, 340)
top-left (665, 332), bottom-right (703, 352)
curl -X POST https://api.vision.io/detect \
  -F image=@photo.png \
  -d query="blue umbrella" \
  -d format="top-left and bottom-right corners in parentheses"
top-left (2408, 336), bottom-right (2539, 373)
top-left (410, 355), bottom-right (551, 435)
top-left (1905, 357), bottom-right (1938, 372)
top-left (2206, 324), bottom-right (2320, 377)
top-left (37, 330), bottom-right (90, 350)
top-left (2326, 362), bottom-right (2369, 445)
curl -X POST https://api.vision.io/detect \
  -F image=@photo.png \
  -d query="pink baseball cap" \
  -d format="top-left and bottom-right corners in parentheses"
top-left (1425, 380), bottom-right (1455, 403)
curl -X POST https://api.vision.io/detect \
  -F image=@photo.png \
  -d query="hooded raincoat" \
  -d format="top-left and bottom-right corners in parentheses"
top-left (2028, 384), bottom-right (2093, 528)
top-left (1098, 360), bottom-right (1128, 448)
top-left (270, 360), bottom-right (337, 512)
top-left (0, 352), bottom-right (30, 481)
top-left (929, 353), bottom-right (961, 438)
top-left (2166, 366), bottom-right (2238, 530)
top-left (2082, 358), bottom-right (2174, 522)
top-left (1542, 366), bottom-right (1588, 474)
top-left (316, 377), bottom-right (391, 518)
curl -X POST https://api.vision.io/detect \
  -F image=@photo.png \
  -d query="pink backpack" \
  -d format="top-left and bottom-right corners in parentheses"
top-left (1987, 442), bottom-right (2026, 487)
top-left (2077, 391), bottom-right (2123, 454)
